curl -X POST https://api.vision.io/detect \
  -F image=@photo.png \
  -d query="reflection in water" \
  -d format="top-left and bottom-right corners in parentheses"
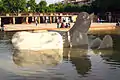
top-left (112, 35), bottom-right (120, 51)
top-left (13, 49), bottom-right (63, 68)
top-left (92, 49), bottom-right (120, 69)
top-left (0, 31), bottom-right (16, 40)
top-left (0, 32), bottom-right (5, 40)
top-left (89, 34), bottom-right (120, 69)
top-left (1, 32), bottom-right (120, 80)
top-left (0, 32), bottom-right (9, 41)
top-left (63, 48), bottom-right (91, 76)
top-left (99, 50), bottom-right (120, 67)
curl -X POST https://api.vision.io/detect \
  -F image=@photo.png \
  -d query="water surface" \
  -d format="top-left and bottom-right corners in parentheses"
top-left (0, 32), bottom-right (120, 80)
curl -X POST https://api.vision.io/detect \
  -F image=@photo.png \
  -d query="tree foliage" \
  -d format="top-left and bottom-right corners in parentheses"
top-left (0, 0), bottom-right (4, 13)
top-left (48, 4), bottom-right (56, 12)
top-left (27, 0), bottom-right (36, 12)
top-left (2, 0), bottom-right (26, 13)
top-left (91, 0), bottom-right (120, 13)
top-left (36, 1), bottom-right (47, 13)
top-left (0, 0), bottom-right (119, 13)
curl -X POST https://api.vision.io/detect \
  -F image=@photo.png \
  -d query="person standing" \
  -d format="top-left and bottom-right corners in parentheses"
top-left (57, 18), bottom-right (60, 28)
top-left (1, 22), bottom-right (4, 31)
top-left (35, 17), bottom-right (38, 26)
top-left (68, 18), bottom-right (71, 28)
top-left (46, 16), bottom-right (48, 24)
top-left (116, 20), bottom-right (120, 26)
top-left (108, 12), bottom-right (112, 22)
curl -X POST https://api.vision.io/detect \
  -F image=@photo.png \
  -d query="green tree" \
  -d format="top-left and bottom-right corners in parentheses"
top-left (0, 0), bottom-right (4, 13)
top-left (55, 2), bottom-right (65, 12)
top-left (64, 3), bottom-right (73, 12)
top-left (39, 0), bottom-right (47, 7)
top-left (36, 1), bottom-right (47, 12)
top-left (91, 0), bottom-right (120, 13)
top-left (80, 5), bottom-right (92, 13)
top-left (27, 0), bottom-right (36, 12)
top-left (47, 4), bottom-right (56, 12)
top-left (2, 0), bottom-right (26, 13)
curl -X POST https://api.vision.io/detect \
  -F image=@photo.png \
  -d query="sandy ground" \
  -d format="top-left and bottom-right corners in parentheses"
top-left (4, 23), bottom-right (71, 31)
top-left (1, 23), bottom-right (117, 32)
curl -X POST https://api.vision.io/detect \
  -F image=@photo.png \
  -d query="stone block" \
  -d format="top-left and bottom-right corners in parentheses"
top-left (12, 31), bottom-right (63, 50)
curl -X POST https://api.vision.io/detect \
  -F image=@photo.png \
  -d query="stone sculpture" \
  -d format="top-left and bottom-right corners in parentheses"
top-left (68, 12), bottom-right (91, 48)
top-left (12, 12), bottom-right (112, 50)
top-left (57, 12), bottom-right (91, 48)
top-left (12, 12), bottom-right (91, 50)
top-left (69, 12), bottom-right (91, 33)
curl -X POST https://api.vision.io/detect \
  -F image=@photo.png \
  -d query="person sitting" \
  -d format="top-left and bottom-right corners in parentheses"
top-left (65, 23), bottom-right (68, 28)
top-left (60, 22), bottom-right (65, 28)
top-left (65, 23), bottom-right (70, 28)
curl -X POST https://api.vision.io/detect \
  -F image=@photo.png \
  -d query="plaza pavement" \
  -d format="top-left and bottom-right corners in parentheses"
top-left (1, 23), bottom-right (117, 32)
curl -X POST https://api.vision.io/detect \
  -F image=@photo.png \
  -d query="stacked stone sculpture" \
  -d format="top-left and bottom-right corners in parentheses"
top-left (11, 12), bottom-right (113, 50)
top-left (12, 12), bottom-right (91, 50)
top-left (63, 12), bottom-right (91, 48)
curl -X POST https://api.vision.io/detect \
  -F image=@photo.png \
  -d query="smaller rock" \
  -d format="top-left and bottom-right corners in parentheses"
top-left (98, 35), bottom-right (113, 49)
top-left (90, 38), bottom-right (102, 49)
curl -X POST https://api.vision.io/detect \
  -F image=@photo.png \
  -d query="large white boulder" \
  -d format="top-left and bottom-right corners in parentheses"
top-left (12, 31), bottom-right (63, 50)
top-left (98, 35), bottom-right (113, 49)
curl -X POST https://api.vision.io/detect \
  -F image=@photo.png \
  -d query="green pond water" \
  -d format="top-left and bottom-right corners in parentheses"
top-left (0, 32), bottom-right (120, 80)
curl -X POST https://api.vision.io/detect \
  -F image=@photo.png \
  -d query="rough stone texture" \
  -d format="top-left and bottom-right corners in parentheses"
top-left (61, 32), bottom-right (70, 47)
top-left (68, 12), bottom-right (91, 48)
top-left (12, 31), bottom-right (63, 50)
top-left (13, 49), bottom-right (63, 68)
top-left (11, 12), bottom-right (92, 49)
top-left (90, 38), bottom-right (102, 49)
top-left (50, 30), bottom-right (72, 48)
top-left (69, 12), bottom-right (91, 34)
top-left (70, 31), bottom-right (88, 48)
top-left (90, 35), bottom-right (113, 49)
top-left (98, 35), bottom-right (113, 49)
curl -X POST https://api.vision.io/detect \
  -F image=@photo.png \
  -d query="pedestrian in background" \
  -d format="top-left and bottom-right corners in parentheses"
top-left (1, 22), bottom-right (4, 31)
top-left (57, 18), bottom-right (60, 28)
top-left (35, 17), bottom-right (38, 26)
